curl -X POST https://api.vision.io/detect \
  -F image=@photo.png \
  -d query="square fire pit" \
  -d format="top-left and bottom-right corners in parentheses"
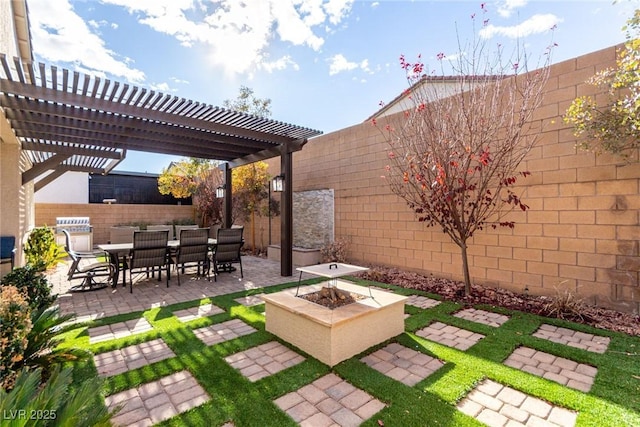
top-left (262, 281), bottom-right (407, 367)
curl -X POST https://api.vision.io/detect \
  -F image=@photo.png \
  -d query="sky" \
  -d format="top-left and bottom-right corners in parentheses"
top-left (25, 0), bottom-right (639, 174)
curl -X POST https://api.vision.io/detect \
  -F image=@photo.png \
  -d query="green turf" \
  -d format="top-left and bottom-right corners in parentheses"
top-left (62, 277), bottom-right (640, 426)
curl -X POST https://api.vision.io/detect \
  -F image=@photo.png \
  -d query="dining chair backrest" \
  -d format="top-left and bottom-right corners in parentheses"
top-left (215, 227), bottom-right (243, 263)
top-left (110, 226), bottom-right (140, 244)
top-left (175, 225), bottom-right (198, 239)
top-left (177, 228), bottom-right (209, 264)
top-left (130, 230), bottom-right (169, 269)
top-left (147, 225), bottom-right (174, 241)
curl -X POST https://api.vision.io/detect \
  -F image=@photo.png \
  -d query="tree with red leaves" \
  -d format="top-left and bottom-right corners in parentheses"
top-left (376, 6), bottom-right (555, 295)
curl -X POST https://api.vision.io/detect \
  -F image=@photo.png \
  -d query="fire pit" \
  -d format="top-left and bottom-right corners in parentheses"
top-left (262, 281), bottom-right (407, 367)
top-left (298, 286), bottom-right (367, 309)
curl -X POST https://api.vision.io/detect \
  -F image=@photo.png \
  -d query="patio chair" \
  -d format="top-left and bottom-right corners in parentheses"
top-left (212, 227), bottom-right (244, 281)
top-left (175, 228), bottom-right (210, 285)
top-left (128, 230), bottom-right (170, 293)
top-left (61, 229), bottom-right (115, 292)
top-left (0, 236), bottom-right (16, 271)
top-left (109, 226), bottom-right (139, 244)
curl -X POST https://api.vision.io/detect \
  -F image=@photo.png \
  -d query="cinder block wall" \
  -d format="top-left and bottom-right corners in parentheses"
top-left (35, 203), bottom-right (195, 245)
top-left (267, 44), bottom-right (640, 313)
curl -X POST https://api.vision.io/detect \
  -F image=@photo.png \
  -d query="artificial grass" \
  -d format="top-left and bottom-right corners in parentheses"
top-left (61, 277), bottom-right (640, 426)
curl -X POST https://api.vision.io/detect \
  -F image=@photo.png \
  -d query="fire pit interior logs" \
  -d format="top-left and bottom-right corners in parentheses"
top-left (298, 286), bottom-right (367, 309)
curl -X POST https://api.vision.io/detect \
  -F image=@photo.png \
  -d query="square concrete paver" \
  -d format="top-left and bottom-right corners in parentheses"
top-left (504, 346), bottom-right (598, 392)
top-left (453, 308), bottom-right (510, 327)
top-left (225, 341), bottom-right (305, 382)
top-left (173, 303), bottom-right (225, 323)
top-left (234, 294), bottom-right (265, 307)
top-left (405, 295), bottom-right (441, 310)
top-left (457, 379), bottom-right (578, 427)
top-left (416, 322), bottom-right (485, 350)
top-left (274, 373), bottom-right (385, 427)
top-left (193, 318), bottom-right (257, 346)
top-left (88, 318), bottom-right (154, 344)
top-left (94, 338), bottom-right (176, 377)
top-left (361, 343), bottom-right (444, 386)
top-left (533, 324), bottom-right (611, 353)
top-left (105, 370), bottom-right (209, 427)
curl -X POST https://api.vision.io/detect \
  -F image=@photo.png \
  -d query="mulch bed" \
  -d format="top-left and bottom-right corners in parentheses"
top-left (358, 266), bottom-right (640, 337)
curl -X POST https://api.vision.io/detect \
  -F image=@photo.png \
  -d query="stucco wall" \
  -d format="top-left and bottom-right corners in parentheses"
top-left (266, 45), bottom-right (640, 313)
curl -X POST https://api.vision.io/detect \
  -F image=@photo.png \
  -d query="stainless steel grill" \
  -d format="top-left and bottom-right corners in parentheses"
top-left (55, 217), bottom-right (93, 251)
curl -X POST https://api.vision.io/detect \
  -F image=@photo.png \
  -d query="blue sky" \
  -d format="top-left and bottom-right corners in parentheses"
top-left (26, 0), bottom-right (638, 173)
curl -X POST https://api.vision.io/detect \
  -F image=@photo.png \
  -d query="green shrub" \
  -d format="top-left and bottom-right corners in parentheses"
top-left (0, 286), bottom-right (32, 391)
top-left (0, 366), bottom-right (115, 426)
top-left (1, 264), bottom-right (55, 311)
top-left (23, 226), bottom-right (60, 270)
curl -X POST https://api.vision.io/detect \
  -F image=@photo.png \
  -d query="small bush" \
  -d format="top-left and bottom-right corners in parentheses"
top-left (0, 286), bottom-right (32, 390)
top-left (24, 226), bottom-right (60, 270)
top-left (543, 288), bottom-right (587, 322)
top-left (1, 264), bottom-right (55, 311)
top-left (320, 238), bottom-right (350, 263)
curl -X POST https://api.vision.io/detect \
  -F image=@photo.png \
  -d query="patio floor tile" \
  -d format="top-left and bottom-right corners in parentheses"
top-left (361, 343), bottom-right (444, 386)
top-left (457, 379), bottom-right (578, 427)
top-left (225, 341), bottom-right (305, 382)
top-left (405, 295), bottom-right (441, 309)
top-left (504, 346), bottom-right (598, 392)
top-left (105, 371), bottom-right (209, 426)
top-left (275, 374), bottom-right (385, 427)
top-left (88, 318), bottom-right (153, 344)
top-left (532, 324), bottom-right (611, 353)
top-left (173, 303), bottom-right (225, 322)
top-left (192, 319), bottom-right (257, 346)
top-left (415, 322), bottom-right (485, 350)
top-left (94, 338), bottom-right (175, 377)
top-left (453, 308), bottom-right (510, 327)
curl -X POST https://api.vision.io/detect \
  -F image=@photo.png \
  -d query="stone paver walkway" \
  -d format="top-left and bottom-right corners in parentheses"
top-left (192, 318), bottom-right (257, 346)
top-left (361, 343), bottom-right (444, 386)
top-left (533, 324), bottom-right (611, 353)
top-left (173, 303), bottom-right (225, 322)
top-left (89, 318), bottom-right (154, 344)
top-left (454, 308), bottom-right (510, 327)
top-left (406, 294), bottom-right (441, 309)
top-left (416, 321), bottom-right (485, 350)
top-left (105, 370), bottom-right (209, 427)
top-left (225, 341), bottom-right (305, 382)
top-left (504, 346), bottom-right (598, 392)
top-left (457, 379), bottom-right (578, 427)
top-left (94, 338), bottom-right (175, 377)
top-left (274, 373), bottom-right (385, 427)
top-left (234, 294), bottom-right (265, 307)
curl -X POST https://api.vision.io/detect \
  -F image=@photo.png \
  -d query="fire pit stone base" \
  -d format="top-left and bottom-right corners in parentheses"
top-left (262, 281), bottom-right (407, 367)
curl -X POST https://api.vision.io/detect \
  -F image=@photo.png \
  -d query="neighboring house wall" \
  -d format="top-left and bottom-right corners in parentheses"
top-left (35, 172), bottom-right (89, 203)
top-left (265, 45), bottom-right (640, 314)
top-left (0, 0), bottom-right (33, 274)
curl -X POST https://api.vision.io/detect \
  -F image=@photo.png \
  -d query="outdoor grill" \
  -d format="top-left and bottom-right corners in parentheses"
top-left (55, 217), bottom-right (93, 251)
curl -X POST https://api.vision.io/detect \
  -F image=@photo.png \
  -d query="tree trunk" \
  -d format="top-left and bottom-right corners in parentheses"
top-left (460, 242), bottom-right (472, 296)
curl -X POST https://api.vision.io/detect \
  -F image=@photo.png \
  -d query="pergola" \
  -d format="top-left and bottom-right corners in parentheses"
top-left (0, 54), bottom-right (322, 276)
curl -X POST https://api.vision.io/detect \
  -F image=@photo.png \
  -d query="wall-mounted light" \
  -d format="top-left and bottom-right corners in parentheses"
top-left (272, 174), bottom-right (285, 193)
top-left (216, 185), bottom-right (225, 198)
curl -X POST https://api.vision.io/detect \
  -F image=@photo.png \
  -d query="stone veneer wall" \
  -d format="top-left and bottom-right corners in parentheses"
top-left (293, 189), bottom-right (334, 249)
top-left (264, 44), bottom-right (640, 314)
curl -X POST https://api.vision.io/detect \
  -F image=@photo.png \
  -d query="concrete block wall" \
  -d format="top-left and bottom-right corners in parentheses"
top-left (267, 44), bottom-right (640, 313)
top-left (35, 203), bottom-right (195, 245)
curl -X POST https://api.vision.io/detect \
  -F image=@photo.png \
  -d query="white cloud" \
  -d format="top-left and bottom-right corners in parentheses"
top-left (497, 0), bottom-right (528, 18)
top-left (28, 0), bottom-right (145, 83)
top-left (371, 2), bottom-right (380, 9)
top-left (328, 54), bottom-right (371, 76)
top-left (104, 0), bottom-right (354, 76)
top-left (260, 55), bottom-right (300, 73)
top-left (479, 14), bottom-right (562, 39)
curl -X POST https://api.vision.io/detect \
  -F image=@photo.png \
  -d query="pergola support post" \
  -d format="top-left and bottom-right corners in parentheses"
top-left (280, 145), bottom-right (293, 277)
top-left (223, 162), bottom-right (232, 228)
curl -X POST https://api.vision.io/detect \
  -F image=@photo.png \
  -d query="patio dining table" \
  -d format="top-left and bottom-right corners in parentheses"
top-left (98, 238), bottom-right (217, 288)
